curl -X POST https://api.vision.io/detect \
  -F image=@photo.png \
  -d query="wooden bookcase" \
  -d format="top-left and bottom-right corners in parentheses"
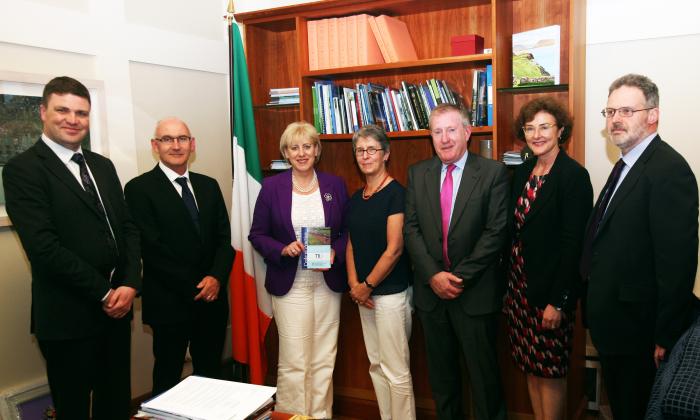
top-left (236, 0), bottom-right (587, 418)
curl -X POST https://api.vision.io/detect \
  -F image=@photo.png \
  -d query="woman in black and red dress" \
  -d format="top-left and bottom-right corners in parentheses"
top-left (504, 97), bottom-right (592, 420)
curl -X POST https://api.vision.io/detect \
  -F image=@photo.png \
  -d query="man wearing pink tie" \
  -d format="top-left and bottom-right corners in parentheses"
top-left (404, 104), bottom-right (509, 420)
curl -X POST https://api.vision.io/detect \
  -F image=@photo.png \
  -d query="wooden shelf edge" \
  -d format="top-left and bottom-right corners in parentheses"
top-left (319, 126), bottom-right (492, 141)
top-left (303, 54), bottom-right (492, 78)
top-left (497, 84), bottom-right (569, 94)
top-left (253, 104), bottom-right (300, 110)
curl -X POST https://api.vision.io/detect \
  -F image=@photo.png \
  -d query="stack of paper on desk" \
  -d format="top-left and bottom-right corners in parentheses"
top-left (139, 376), bottom-right (276, 420)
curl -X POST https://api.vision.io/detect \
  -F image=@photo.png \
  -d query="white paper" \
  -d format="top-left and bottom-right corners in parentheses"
top-left (141, 376), bottom-right (276, 420)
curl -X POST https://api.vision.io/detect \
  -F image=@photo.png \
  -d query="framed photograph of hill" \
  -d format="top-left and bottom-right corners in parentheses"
top-left (512, 25), bottom-right (560, 88)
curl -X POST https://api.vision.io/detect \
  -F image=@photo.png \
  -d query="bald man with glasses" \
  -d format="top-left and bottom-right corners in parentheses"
top-left (125, 117), bottom-right (234, 396)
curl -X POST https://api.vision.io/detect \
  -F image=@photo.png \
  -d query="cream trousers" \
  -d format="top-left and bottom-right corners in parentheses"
top-left (358, 287), bottom-right (416, 420)
top-left (271, 273), bottom-right (341, 418)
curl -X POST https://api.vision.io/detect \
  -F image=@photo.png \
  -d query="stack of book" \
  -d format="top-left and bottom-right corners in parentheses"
top-left (307, 14), bottom-right (417, 70)
top-left (469, 65), bottom-right (493, 127)
top-left (137, 376), bottom-right (276, 420)
top-left (502, 150), bottom-right (525, 166)
top-left (266, 87), bottom-right (299, 106)
top-left (311, 79), bottom-right (462, 135)
top-left (270, 159), bottom-right (291, 170)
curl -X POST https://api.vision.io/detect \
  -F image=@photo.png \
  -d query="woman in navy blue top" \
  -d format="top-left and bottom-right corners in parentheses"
top-left (346, 125), bottom-right (415, 419)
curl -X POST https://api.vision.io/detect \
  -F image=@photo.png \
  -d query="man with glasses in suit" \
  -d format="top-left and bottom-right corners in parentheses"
top-left (581, 74), bottom-right (699, 420)
top-left (125, 117), bottom-right (233, 396)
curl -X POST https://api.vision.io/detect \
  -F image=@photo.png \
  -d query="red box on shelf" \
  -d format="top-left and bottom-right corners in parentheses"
top-left (450, 34), bottom-right (484, 56)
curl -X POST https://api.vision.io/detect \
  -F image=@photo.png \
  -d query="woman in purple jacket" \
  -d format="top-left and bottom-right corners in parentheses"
top-left (248, 121), bottom-right (348, 418)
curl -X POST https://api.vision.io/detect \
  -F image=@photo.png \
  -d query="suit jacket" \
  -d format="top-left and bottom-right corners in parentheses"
top-left (248, 170), bottom-right (349, 296)
top-left (404, 153), bottom-right (509, 314)
top-left (585, 135), bottom-right (699, 354)
top-left (3, 139), bottom-right (141, 340)
top-left (124, 165), bottom-right (234, 325)
top-left (508, 150), bottom-right (592, 311)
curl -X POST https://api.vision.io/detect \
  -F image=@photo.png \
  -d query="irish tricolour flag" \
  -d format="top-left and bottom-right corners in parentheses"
top-left (230, 21), bottom-right (272, 385)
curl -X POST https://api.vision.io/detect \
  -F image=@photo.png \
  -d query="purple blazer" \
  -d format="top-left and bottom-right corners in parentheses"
top-left (248, 170), bottom-right (349, 296)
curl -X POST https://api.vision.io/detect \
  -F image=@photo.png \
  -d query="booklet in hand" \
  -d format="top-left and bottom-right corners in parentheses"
top-left (301, 226), bottom-right (331, 269)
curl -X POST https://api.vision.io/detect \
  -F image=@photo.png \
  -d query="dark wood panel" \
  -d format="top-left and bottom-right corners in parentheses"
top-left (253, 107), bottom-right (300, 169)
top-left (245, 20), bottom-right (299, 106)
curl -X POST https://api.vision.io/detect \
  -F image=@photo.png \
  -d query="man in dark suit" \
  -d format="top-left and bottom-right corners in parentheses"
top-left (404, 103), bottom-right (508, 420)
top-left (124, 117), bottom-right (233, 396)
top-left (3, 76), bottom-right (141, 419)
top-left (581, 74), bottom-right (699, 420)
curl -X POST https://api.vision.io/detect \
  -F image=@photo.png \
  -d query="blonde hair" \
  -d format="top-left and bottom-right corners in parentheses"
top-left (279, 121), bottom-right (322, 163)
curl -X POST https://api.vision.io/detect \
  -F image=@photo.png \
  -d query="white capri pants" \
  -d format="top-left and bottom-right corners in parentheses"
top-left (358, 287), bottom-right (416, 420)
top-left (271, 272), bottom-right (341, 418)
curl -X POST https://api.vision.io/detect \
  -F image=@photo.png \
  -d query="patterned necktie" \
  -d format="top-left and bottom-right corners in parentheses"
top-left (440, 164), bottom-right (456, 270)
top-left (175, 177), bottom-right (200, 233)
top-left (580, 158), bottom-right (625, 279)
top-left (71, 153), bottom-right (118, 258)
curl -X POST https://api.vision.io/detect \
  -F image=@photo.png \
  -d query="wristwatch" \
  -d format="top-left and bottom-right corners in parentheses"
top-left (364, 280), bottom-right (375, 289)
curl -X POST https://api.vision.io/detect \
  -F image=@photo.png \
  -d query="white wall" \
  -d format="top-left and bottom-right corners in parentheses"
top-left (0, 0), bottom-right (232, 401)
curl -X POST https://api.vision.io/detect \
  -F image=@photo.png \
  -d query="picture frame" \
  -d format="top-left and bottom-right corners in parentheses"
top-left (0, 382), bottom-right (55, 420)
top-left (0, 70), bottom-right (108, 227)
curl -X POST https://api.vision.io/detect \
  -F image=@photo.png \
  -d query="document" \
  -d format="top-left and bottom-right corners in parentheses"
top-left (301, 226), bottom-right (331, 269)
top-left (140, 376), bottom-right (276, 420)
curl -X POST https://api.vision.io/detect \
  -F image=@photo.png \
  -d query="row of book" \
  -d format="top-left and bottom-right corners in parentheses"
top-left (470, 65), bottom-right (494, 127)
top-left (266, 87), bottom-right (299, 107)
top-left (307, 14), bottom-right (417, 71)
top-left (311, 79), bottom-right (462, 135)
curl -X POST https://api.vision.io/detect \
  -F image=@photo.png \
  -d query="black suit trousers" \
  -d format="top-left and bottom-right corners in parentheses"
top-left (38, 318), bottom-right (131, 420)
top-left (418, 300), bottom-right (506, 420)
top-left (599, 351), bottom-right (656, 420)
top-left (151, 301), bottom-right (228, 396)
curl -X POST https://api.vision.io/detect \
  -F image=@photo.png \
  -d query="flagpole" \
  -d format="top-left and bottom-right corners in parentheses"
top-left (226, 0), bottom-right (235, 179)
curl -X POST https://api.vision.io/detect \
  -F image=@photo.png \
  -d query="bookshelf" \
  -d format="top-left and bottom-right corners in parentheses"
top-left (236, 0), bottom-right (586, 418)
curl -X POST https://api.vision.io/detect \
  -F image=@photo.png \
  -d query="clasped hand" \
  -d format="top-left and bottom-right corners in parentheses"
top-left (350, 282), bottom-right (374, 309)
top-left (429, 271), bottom-right (463, 300)
top-left (102, 286), bottom-right (136, 319)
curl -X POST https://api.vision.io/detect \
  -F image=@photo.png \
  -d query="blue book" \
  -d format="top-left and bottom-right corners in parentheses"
top-left (486, 64), bottom-right (493, 126)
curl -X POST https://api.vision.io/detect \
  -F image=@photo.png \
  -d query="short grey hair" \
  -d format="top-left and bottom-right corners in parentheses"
top-left (429, 103), bottom-right (471, 130)
top-left (352, 125), bottom-right (390, 153)
top-left (608, 74), bottom-right (659, 108)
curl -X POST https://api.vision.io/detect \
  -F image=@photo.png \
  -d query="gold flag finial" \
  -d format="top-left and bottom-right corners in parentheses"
top-left (225, 0), bottom-right (235, 23)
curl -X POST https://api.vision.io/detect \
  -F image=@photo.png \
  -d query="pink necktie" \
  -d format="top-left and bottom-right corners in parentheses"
top-left (441, 164), bottom-right (456, 269)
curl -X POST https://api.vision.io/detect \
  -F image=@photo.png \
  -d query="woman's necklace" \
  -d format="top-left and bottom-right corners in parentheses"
top-left (362, 173), bottom-right (390, 200)
top-left (292, 171), bottom-right (318, 193)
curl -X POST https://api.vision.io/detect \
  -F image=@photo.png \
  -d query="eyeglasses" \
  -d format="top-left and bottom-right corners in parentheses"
top-left (522, 123), bottom-right (557, 137)
top-left (354, 147), bottom-right (384, 156)
top-left (601, 107), bottom-right (655, 118)
top-left (155, 135), bottom-right (192, 144)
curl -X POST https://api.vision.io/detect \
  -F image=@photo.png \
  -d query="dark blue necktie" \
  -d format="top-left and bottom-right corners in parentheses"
top-left (175, 177), bottom-right (199, 232)
top-left (71, 153), bottom-right (118, 258)
top-left (580, 158), bottom-right (625, 280)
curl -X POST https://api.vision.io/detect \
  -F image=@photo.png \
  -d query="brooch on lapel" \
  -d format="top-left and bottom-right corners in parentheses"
top-left (323, 193), bottom-right (333, 202)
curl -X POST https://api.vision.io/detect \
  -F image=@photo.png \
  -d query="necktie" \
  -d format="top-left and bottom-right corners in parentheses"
top-left (580, 159), bottom-right (625, 279)
top-left (440, 164), bottom-right (456, 270)
top-left (175, 177), bottom-right (200, 232)
top-left (71, 153), bottom-right (118, 258)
